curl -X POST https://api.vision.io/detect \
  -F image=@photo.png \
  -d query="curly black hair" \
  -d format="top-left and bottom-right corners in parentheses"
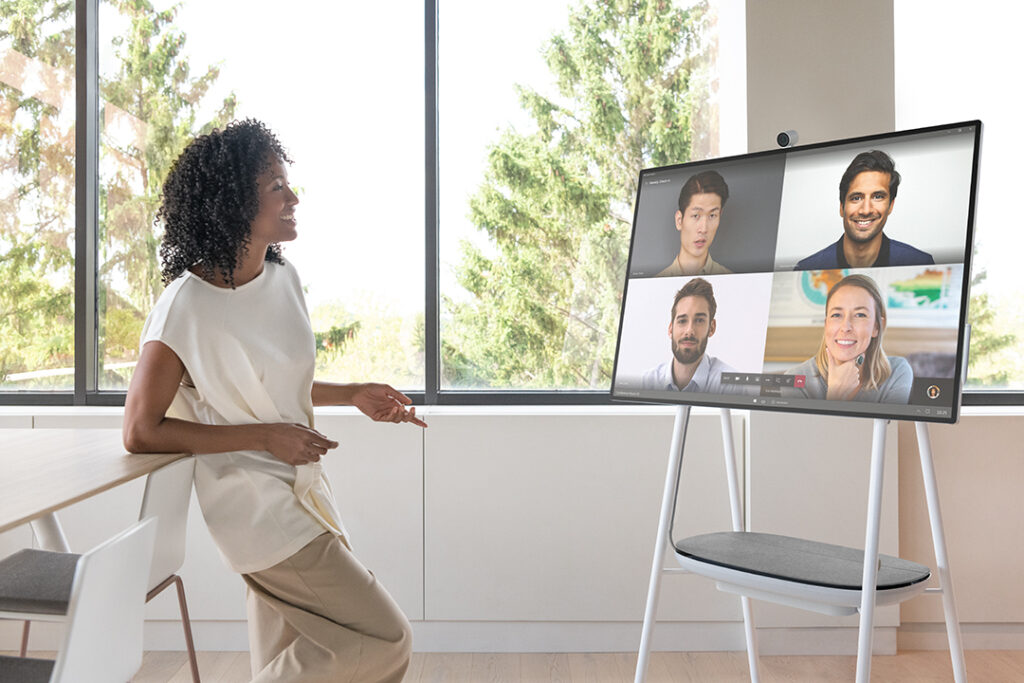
top-left (157, 119), bottom-right (292, 287)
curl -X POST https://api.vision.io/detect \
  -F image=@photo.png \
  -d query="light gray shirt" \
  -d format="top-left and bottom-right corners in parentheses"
top-left (783, 356), bottom-right (913, 403)
top-left (641, 354), bottom-right (738, 394)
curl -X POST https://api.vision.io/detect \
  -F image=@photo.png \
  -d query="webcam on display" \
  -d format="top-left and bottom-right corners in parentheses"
top-left (776, 130), bottom-right (798, 148)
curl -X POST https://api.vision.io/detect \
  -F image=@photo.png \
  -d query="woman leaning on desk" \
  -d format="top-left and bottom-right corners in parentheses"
top-left (122, 119), bottom-right (422, 683)
top-left (784, 273), bottom-right (913, 403)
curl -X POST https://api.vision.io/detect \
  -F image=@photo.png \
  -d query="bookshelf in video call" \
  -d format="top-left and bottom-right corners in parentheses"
top-left (632, 404), bottom-right (968, 683)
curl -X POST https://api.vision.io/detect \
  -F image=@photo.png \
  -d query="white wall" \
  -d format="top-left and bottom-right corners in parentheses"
top-left (2, 406), bottom-right (1018, 655)
top-left (1, 407), bottom-right (904, 656)
top-left (745, 0), bottom-right (895, 152)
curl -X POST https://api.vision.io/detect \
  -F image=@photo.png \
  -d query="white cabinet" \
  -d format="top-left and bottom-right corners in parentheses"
top-left (423, 412), bottom-right (745, 622)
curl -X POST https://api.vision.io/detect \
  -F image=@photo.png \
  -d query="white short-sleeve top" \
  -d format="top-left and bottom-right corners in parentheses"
top-left (141, 258), bottom-right (347, 574)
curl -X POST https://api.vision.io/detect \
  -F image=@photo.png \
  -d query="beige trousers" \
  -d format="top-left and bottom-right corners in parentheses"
top-left (243, 533), bottom-right (412, 682)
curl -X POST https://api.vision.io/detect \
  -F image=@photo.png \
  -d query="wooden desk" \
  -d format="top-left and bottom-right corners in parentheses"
top-left (0, 429), bottom-right (188, 548)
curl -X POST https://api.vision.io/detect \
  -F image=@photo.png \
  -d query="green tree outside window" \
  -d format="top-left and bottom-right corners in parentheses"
top-left (443, 0), bottom-right (718, 389)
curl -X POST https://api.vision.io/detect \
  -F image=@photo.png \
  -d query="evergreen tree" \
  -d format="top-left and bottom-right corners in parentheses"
top-left (0, 0), bottom-right (234, 387)
top-left (1, 0), bottom-right (76, 386)
top-left (966, 267), bottom-right (1018, 386)
top-left (443, 0), bottom-right (715, 389)
top-left (99, 0), bottom-right (235, 384)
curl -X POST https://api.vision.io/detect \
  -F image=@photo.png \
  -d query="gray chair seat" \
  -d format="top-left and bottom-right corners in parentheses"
top-left (0, 549), bottom-right (79, 615)
top-left (675, 531), bottom-right (931, 590)
top-left (0, 653), bottom-right (55, 682)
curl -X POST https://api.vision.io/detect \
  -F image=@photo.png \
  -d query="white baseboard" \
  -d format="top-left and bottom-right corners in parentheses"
top-left (0, 619), bottom-right (896, 655)
top-left (407, 622), bottom-right (897, 655)
top-left (898, 622), bottom-right (1024, 650)
top-left (145, 620), bottom-right (250, 651)
top-left (14, 619), bottom-right (1023, 654)
top-left (756, 627), bottom-right (897, 656)
top-left (0, 620), bottom-right (251, 653)
top-left (409, 621), bottom-right (743, 654)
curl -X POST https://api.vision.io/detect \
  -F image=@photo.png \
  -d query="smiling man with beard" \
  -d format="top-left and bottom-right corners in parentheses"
top-left (641, 278), bottom-right (738, 393)
top-left (795, 150), bottom-right (934, 270)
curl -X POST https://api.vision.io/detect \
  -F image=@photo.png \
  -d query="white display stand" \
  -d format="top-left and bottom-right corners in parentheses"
top-left (634, 406), bottom-right (966, 683)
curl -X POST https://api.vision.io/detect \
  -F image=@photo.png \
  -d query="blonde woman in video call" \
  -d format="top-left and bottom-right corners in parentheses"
top-left (784, 274), bottom-right (912, 403)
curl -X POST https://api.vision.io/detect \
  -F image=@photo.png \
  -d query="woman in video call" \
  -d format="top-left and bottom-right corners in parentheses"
top-left (785, 274), bottom-right (913, 403)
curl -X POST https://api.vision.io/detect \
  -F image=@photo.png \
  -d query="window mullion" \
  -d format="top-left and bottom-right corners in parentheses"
top-left (74, 0), bottom-right (100, 404)
top-left (425, 0), bottom-right (439, 405)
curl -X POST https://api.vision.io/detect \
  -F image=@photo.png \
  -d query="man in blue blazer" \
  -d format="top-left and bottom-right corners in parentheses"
top-left (795, 150), bottom-right (933, 270)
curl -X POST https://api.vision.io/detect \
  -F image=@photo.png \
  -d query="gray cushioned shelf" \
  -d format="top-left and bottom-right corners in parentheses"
top-left (0, 548), bottom-right (79, 615)
top-left (675, 531), bottom-right (930, 591)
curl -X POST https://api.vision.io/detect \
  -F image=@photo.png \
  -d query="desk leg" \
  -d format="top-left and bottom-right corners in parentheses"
top-left (29, 512), bottom-right (71, 552)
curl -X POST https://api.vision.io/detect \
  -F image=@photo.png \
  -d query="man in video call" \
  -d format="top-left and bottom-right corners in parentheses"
top-left (658, 170), bottom-right (733, 276)
top-left (795, 150), bottom-right (934, 269)
top-left (641, 278), bottom-right (737, 393)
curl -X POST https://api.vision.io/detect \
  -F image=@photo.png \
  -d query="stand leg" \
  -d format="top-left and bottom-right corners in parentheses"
top-left (635, 405), bottom-right (690, 683)
top-left (740, 596), bottom-right (759, 682)
top-left (915, 422), bottom-right (967, 683)
top-left (855, 419), bottom-right (888, 683)
top-left (720, 409), bottom-right (760, 683)
top-left (720, 409), bottom-right (744, 532)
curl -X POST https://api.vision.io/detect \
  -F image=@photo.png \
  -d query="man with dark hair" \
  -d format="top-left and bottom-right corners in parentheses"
top-left (795, 150), bottom-right (934, 269)
top-left (658, 170), bottom-right (733, 276)
top-left (641, 278), bottom-right (737, 393)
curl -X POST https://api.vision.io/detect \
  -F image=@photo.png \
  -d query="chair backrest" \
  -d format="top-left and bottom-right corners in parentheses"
top-left (49, 517), bottom-right (157, 683)
top-left (139, 457), bottom-right (195, 591)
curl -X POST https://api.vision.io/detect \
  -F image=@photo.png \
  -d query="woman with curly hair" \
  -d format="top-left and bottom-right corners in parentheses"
top-left (123, 119), bottom-right (419, 682)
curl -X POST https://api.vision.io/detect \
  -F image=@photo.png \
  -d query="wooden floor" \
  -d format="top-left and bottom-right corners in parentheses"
top-left (6, 650), bottom-right (1024, 681)
top-left (62, 649), bottom-right (1024, 682)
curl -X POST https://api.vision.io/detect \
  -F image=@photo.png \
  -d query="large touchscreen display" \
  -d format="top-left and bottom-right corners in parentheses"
top-left (611, 122), bottom-right (980, 423)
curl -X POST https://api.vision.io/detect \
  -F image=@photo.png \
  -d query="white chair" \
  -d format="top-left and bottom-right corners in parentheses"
top-left (0, 517), bottom-right (157, 682)
top-left (138, 458), bottom-right (200, 683)
top-left (4, 458), bottom-right (200, 682)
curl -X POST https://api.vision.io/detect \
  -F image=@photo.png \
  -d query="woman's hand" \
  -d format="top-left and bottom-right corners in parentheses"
top-left (350, 383), bottom-right (428, 428)
top-left (825, 348), bottom-right (863, 401)
top-left (258, 423), bottom-right (339, 466)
